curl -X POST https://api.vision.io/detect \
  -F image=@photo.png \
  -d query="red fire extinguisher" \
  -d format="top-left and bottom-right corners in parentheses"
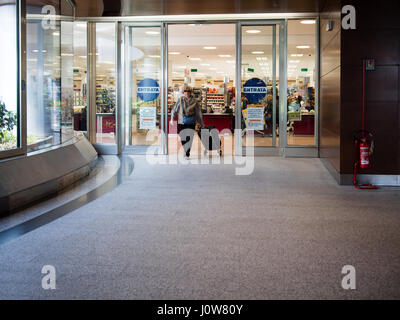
top-left (352, 59), bottom-right (377, 189)
top-left (353, 131), bottom-right (376, 189)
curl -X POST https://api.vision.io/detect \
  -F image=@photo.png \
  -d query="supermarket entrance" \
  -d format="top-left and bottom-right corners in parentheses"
top-left (122, 19), bottom-right (318, 157)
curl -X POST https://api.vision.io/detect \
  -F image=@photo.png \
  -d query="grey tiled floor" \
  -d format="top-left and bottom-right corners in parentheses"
top-left (0, 156), bottom-right (399, 299)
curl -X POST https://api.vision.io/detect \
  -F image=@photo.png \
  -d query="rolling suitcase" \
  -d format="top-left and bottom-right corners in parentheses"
top-left (197, 126), bottom-right (222, 156)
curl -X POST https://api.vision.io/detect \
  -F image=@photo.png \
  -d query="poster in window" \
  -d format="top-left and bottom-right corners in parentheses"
top-left (139, 106), bottom-right (156, 129)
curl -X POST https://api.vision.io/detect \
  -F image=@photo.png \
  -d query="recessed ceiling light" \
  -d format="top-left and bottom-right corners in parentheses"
top-left (296, 46), bottom-right (310, 49)
top-left (149, 55), bottom-right (160, 58)
top-left (289, 60), bottom-right (300, 63)
top-left (53, 32), bottom-right (60, 36)
top-left (219, 54), bottom-right (231, 57)
top-left (203, 46), bottom-right (216, 50)
top-left (189, 57), bottom-right (201, 61)
top-left (169, 52), bottom-right (181, 55)
top-left (256, 57), bottom-right (268, 61)
top-left (200, 63), bottom-right (210, 66)
top-left (252, 51), bottom-right (264, 54)
top-left (300, 20), bottom-right (316, 24)
top-left (246, 29), bottom-right (261, 34)
top-left (146, 31), bottom-right (160, 35)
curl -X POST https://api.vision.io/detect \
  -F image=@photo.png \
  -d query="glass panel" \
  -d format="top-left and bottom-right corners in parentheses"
top-left (0, 1), bottom-right (18, 151)
top-left (60, 20), bottom-right (74, 144)
top-left (73, 22), bottom-right (88, 133)
top-left (287, 19), bottom-right (316, 146)
top-left (241, 25), bottom-right (279, 147)
top-left (96, 23), bottom-right (116, 144)
top-left (26, 0), bottom-right (74, 152)
top-left (168, 23), bottom-right (236, 156)
top-left (128, 26), bottom-right (161, 146)
top-left (26, 19), bottom-right (61, 151)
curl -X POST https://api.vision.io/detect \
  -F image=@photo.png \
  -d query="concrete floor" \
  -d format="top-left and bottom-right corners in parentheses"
top-left (0, 156), bottom-right (400, 299)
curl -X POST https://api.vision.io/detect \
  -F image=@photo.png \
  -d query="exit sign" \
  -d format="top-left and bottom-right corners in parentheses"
top-left (191, 68), bottom-right (198, 72)
top-left (301, 68), bottom-right (308, 72)
top-left (248, 68), bottom-right (254, 72)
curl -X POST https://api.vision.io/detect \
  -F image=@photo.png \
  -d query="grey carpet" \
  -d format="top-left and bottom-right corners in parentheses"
top-left (0, 156), bottom-right (399, 299)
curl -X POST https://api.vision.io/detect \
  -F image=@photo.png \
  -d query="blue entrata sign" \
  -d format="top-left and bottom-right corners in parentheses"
top-left (137, 78), bottom-right (160, 102)
top-left (243, 78), bottom-right (267, 104)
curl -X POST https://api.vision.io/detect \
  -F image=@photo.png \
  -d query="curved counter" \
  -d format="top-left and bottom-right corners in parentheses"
top-left (0, 135), bottom-right (98, 216)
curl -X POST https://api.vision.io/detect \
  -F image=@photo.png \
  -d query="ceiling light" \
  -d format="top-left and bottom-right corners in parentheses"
top-left (246, 29), bottom-right (261, 34)
top-left (291, 54), bottom-right (304, 57)
top-left (53, 31), bottom-right (60, 36)
top-left (169, 52), bottom-right (181, 55)
top-left (149, 55), bottom-right (160, 58)
top-left (32, 49), bottom-right (38, 53)
top-left (219, 54), bottom-right (231, 57)
top-left (226, 60), bottom-right (235, 63)
top-left (296, 45), bottom-right (310, 49)
top-left (200, 63), bottom-right (210, 66)
top-left (79, 56), bottom-right (87, 59)
top-left (300, 20), bottom-right (316, 24)
top-left (252, 51), bottom-right (264, 54)
top-left (146, 31), bottom-right (160, 35)
top-left (203, 46), bottom-right (216, 50)
top-left (256, 57), bottom-right (268, 61)
top-left (289, 60), bottom-right (300, 63)
top-left (189, 57), bottom-right (201, 61)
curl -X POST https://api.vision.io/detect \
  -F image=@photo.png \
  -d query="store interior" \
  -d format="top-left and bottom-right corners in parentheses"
top-left (71, 19), bottom-right (316, 151)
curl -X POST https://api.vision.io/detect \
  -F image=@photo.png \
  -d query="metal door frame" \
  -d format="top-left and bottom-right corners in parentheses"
top-left (116, 17), bottom-right (319, 156)
top-left (236, 20), bottom-right (285, 156)
top-left (121, 22), bottom-right (166, 154)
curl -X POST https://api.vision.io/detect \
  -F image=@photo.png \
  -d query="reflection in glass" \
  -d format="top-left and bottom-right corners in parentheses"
top-left (0, 2), bottom-right (18, 151)
top-left (26, 1), bottom-right (74, 152)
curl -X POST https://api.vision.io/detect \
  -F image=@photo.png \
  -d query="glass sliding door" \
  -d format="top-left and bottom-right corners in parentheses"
top-left (286, 19), bottom-right (317, 147)
top-left (240, 23), bottom-right (280, 153)
top-left (125, 25), bottom-right (162, 150)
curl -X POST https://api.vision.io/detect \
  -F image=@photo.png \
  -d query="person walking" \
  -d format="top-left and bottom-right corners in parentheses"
top-left (170, 85), bottom-right (203, 159)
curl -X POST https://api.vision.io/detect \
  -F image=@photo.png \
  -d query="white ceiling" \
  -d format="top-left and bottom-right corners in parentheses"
top-left (72, 19), bottom-right (316, 83)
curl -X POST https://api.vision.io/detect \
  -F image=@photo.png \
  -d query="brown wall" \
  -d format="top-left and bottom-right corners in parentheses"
top-left (340, 0), bottom-right (400, 174)
top-left (319, 0), bottom-right (341, 172)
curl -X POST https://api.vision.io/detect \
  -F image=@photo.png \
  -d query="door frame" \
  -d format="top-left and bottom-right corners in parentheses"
top-left (236, 19), bottom-right (285, 156)
top-left (118, 18), bottom-right (319, 157)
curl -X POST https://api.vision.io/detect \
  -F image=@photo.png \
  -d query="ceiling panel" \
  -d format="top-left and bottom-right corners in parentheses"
top-left (75, 0), bottom-right (326, 17)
